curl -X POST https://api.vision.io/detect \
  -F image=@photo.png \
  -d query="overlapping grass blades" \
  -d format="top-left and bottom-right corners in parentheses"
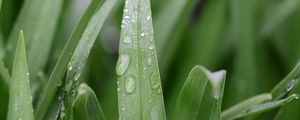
top-left (7, 31), bottom-right (34, 120)
top-left (117, 0), bottom-right (166, 119)
top-left (35, 0), bottom-right (103, 119)
top-left (73, 83), bottom-right (105, 120)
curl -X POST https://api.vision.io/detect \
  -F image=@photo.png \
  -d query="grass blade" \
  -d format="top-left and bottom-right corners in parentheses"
top-left (174, 66), bottom-right (209, 120)
top-left (0, 61), bottom-right (10, 85)
top-left (221, 93), bottom-right (272, 120)
top-left (0, 61), bottom-right (9, 119)
top-left (35, 0), bottom-right (102, 119)
top-left (73, 83), bottom-right (105, 120)
top-left (64, 0), bottom-right (117, 119)
top-left (7, 31), bottom-right (34, 120)
top-left (117, 0), bottom-right (166, 119)
top-left (271, 63), bottom-right (300, 99)
top-left (222, 94), bottom-right (299, 120)
top-left (0, 0), bottom-right (2, 13)
top-left (5, 0), bottom-right (64, 84)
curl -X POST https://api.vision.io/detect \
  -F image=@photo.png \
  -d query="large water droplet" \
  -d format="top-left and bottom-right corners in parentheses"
top-left (150, 73), bottom-right (160, 90)
top-left (116, 54), bottom-right (131, 76)
top-left (123, 36), bottom-right (132, 43)
top-left (125, 76), bottom-right (136, 94)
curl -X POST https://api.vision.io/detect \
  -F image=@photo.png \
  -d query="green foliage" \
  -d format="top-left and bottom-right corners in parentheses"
top-left (0, 0), bottom-right (300, 120)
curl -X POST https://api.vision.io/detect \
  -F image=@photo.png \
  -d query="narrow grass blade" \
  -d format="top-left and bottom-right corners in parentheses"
top-left (0, 61), bottom-right (10, 85)
top-left (7, 31), bottom-right (34, 120)
top-left (261, 0), bottom-right (300, 37)
top-left (271, 63), bottom-right (300, 99)
top-left (0, 0), bottom-right (2, 13)
top-left (117, 0), bottom-right (166, 119)
top-left (222, 94), bottom-right (299, 120)
top-left (5, 0), bottom-right (63, 84)
top-left (174, 66), bottom-right (209, 120)
top-left (35, 0), bottom-right (102, 119)
top-left (0, 31), bottom-right (4, 60)
top-left (154, 0), bottom-right (198, 74)
top-left (73, 83), bottom-right (105, 120)
top-left (221, 93), bottom-right (272, 120)
top-left (64, 0), bottom-right (117, 119)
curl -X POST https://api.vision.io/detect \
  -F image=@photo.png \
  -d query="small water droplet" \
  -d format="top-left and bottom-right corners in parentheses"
top-left (125, 76), bottom-right (136, 94)
top-left (124, 9), bottom-right (129, 12)
top-left (140, 32), bottom-right (145, 37)
top-left (79, 88), bottom-right (87, 94)
top-left (147, 57), bottom-right (152, 66)
top-left (148, 44), bottom-right (154, 50)
top-left (150, 73), bottom-right (160, 90)
top-left (26, 73), bottom-right (30, 76)
top-left (146, 15), bottom-right (151, 20)
top-left (124, 16), bottom-right (130, 19)
top-left (122, 107), bottom-right (126, 111)
top-left (286, 79), bottom-right (296, 92)
top-left (68, 66), bottom-right (73, 71)
top-left (117, 87), bottom-right (121, 92)
top-left (116, 54), bottom-right (131, 76)
top-left (123, 36), bottom-right (132, 43)
top-left (295, 94), bottom-right (299, 99)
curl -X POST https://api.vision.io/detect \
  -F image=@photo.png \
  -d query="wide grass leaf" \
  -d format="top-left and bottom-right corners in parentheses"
top-left (35, 0), bottom-right (102, 119)
top-left (7, 31), bottom-right (34, 120)
top-left (174, 66), bottom-right (226, 120)
top-left (73, 83), bottom-right (105, 120)
top-left (117, 0), bottom-right (166, 119)
top-left (222, 94), bottom-right (298, 120)
top-left (64, 0), bottom-right (117, 119)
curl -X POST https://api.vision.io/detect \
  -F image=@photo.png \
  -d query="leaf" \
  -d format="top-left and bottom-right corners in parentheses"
top-left (222, 94), bottom-right (299, 120)
top-left (0, 0), bottom-right (2, 13)
top-left (174, 66), bottom-right (226, 120)
top-left (73, 83), bottom-right (105, 120)
top-left (0, 61), bottom-right (9, 119)
top-left (34, 0), bottom-right (103, 119)
top-left (221, 93), bottom-right (272, 120)
top-left (117, 0), bottom-right (166, 119)
top-left (7, 31), bottom-right (34, 120)
top-left (261, 0), bottom-right (300, 37)
top-left (64, 0), bottom-right (117, 119)
top-left (5, 0), bottom-right (64, 87)
top-left (154, 0), bottom-right (198, 74)
top-left (0, 61), bottom-right (10, 86)
top-left (271, 63), bottom-right (300, 99)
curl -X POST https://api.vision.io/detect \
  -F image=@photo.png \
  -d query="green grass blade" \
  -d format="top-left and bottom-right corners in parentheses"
top-left (271, 63), bottom-right (300, 99)
top-left (0, 0), bottom-right (2, 13)
top-left (64, 0), bottom-right (117, 119)
top-left (222, 94), bottom-right (299, 120)
top-left (7, 31), bottom-right (34, 120)
top-left (73, 83), bottom-right (105, 120)
top-left (261, 0), bottom-right (300, 37)
top-left (174, 66), bottom-right (209, 120)
top-left (221, 93), bottom-right (272, 120)
top-left (0, 61), bottom-right (10, 85)
top-left (5, 0), bottom-right (63, 83)
top-left (117, 0), bottom-right (166, 119)
top-left (154, 0), bottom-right (198, 74)
top-left (34, 0), bottom-right (102, 119)
top-left (0, 31), bottom-right (4, 60)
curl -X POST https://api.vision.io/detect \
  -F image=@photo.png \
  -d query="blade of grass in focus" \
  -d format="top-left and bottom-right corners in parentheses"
top-left (154, 0), bottom-right (198, 76)
top-left (4, 0), bottom-right (64, 98)
top-left (64, 0), bottom-right (117, 119)
top-left (222, 94), bottom-right (299, 120)
top-left (173, 66), bottom-right (209, 120)
top-left (73, 83), bottom-right (105, 120)
top-left (35, 0), bottom-right (103, 119)
top-left (0, 61), bottom-right (9, 119)
top-left (7, 31), bottom-right (34, 120)
top-left (117, 0), bottom-right (166, 119)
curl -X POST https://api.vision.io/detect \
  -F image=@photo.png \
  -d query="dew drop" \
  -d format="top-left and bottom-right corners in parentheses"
top-left (122, 107), bottom-right (126, 111)
top-left (146, 15), bottom-right (151, 20)
top-left (124, 9), bottom-right (129, 12)
top-left (125, 76), bottom-right (136, 94)
top-left (148, 44), bottom-right (154, 50)
top-left (26, 72), bottom-right (30, 76)
top-left (147, 57), bottom-right (152, 66)
top-left (295, 94), bottom-right (299, 99)
top-left (116, 54), bottom-right (131, 76)
top-left (123, 36), bottom-right (132, 43)
top-left (140, 32), bottom-right (145, 37)
top-left (150, 73), bottom-right (160, 90)
top-left (117, 87), bottom-right (121, 92)
top-left (286, 79), bottom-right (296, 92)
top-left (68, 66), bottom-right (73, 71)
top-left (124, 16), bottom-right (130, 19)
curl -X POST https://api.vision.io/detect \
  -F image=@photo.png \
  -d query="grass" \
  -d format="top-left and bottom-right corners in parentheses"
top-left (0, 0), bottom-right (300, 120)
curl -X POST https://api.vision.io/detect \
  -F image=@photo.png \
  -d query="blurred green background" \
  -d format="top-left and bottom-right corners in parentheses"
top-left (1, 0), bottom-right (300, 119)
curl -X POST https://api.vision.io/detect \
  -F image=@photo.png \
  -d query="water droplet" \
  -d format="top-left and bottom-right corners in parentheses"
top-left (124, 9), bottom-right (129, 12)
top-left (68, 66), bottom-right (73, 71)
top-left (125, 76), bottom-right (136, 94)
top-left (26, 73), bottom-right (30, 76)
top-left (147, 57), bottom-right (152, 66)
top-left (123, 36), bottom-right (132, 43)
top-left (117, 87), bottom-right (121, 92)
top-left (140, 32), bottom-right (145, 37)
top-left (116, 54), bottom-right (131, 76)
top-left (146, 15), bottom-right (151, 20)
top-left (124, 16), bottom-right (130, 19)
top-left (150, 73), bottom-right (160, 90)
top-left (286, 79), bottom-right (296, 92)
top-left (148, 44), bottom-right (154, 50)
top-left (122, 107), bottom-right (126, 111)
top-left (79, 87), bottom-right (87, 94)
